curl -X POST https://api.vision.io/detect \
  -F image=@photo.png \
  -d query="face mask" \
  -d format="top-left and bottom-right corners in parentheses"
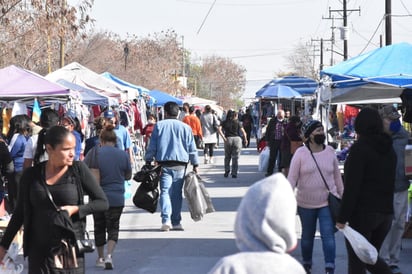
top-left (313, 134), bottom-right (326, 145)
top-left (389, 119), bottom-right (401, 133)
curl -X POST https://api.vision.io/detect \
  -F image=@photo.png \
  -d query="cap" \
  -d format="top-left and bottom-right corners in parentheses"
top-left (104, 110), bottom-right (115, 119)
top-left (302, 120), bottom-right (322, 138)
top-left (66, 109), bottom-right (76, 119)
top-left (379, 105), bottom-right (401, 120)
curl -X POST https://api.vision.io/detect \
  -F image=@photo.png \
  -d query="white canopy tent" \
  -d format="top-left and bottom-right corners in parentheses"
top-left (46, 62), bottom-right (126, 104)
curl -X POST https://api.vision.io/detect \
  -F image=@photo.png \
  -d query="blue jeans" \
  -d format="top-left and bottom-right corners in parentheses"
top-left (298, 206), bottom-right (336, 269)
top-left (159, 167), bottom-right (185, 226)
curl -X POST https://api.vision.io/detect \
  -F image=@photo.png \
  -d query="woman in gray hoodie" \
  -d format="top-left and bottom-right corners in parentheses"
top-left (208, 173), bottom-right (305, 274)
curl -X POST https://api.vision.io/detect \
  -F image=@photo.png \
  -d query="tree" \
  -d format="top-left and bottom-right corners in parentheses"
top-left (199, 56), bottom-right (246, 110)
top-left (285, 42), bottom-right (318, 80)
top-left (0, 0), bottom-right (93, 72)
top-left (68, 31), bottom-right (246, 109)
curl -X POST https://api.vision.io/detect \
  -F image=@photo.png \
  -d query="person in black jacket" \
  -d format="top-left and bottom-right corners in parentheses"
top-left (265, 110), bottom-right (286, 176)
top-left (336, 107), bottom-right (395, 274)
top-left (0, 125), bottom-right (108, 273)
top-left (0, 136), bottom-right (13, 205)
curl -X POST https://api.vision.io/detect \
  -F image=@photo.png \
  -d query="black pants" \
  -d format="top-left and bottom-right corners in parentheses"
top-left (346, 212), bottom-right (393, 274)
top-left (267, 140), bottom-right (282, 174)
top-left (93, 206), bottom-right (124, 246)
top-left (203, 143), bottom-right (215, 157)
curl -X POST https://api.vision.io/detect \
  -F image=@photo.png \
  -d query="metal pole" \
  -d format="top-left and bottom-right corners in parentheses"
top-left (385, 0), bottom-right (392, 45)
top-left (343, 0), bottom-right (348, 60)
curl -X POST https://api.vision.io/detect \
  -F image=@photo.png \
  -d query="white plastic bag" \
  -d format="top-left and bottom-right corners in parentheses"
top-left (184, 172), bottom-right (215, 221)
top-left (339, 225), bottom-right (378, 265)
top-left (0, 243), bottom-right (23, 274)
top-left (258, 146), bottom-right (270, 172)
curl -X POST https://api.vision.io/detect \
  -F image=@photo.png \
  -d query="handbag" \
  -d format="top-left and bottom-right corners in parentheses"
top-left (41, 166), bottom-right (95, 255)
top-left (50, 239), bottom-right (78, 269)
top-left (83, 146), bottom-right (100, 182)
top-left (309, 147), bottom-right (341, 223)
top-left (212, 115), bottom-right (219, 132)
top-left (76, 231), bottom-right (95, 254)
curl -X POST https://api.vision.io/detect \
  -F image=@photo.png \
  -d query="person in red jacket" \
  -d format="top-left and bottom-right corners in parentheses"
top-left (183, 106), bottom-right (203, 149)
top-left (142, 114), bottom-right (157, 150)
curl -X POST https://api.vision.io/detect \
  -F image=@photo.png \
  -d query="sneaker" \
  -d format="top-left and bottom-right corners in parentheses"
top-left (325, 267), bottom-right (334, 274)
top-left (104, 255), bottom-right (113, 270)
top-left (232, 174), bottom-right (237, 178)
top-left (161, 223), bottom-right (171, 231)
top-left (95, 258), bottom-right (105, 268)
top-left (389, 265), bottom-right (402, 274)
top-left (224, 171), bottom-right (229, 178)
top-left (209, 158), bottom-right (214, 164)
top-left (172, 224), bottom-right (184, 231)
top-left (204, 158), bottom-right (208, 164)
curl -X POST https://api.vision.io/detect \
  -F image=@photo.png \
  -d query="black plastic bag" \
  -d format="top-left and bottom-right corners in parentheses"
top-left (132, 183), bottom-right (159, 213)
top-left (133, 164), bottom-right (161, 191)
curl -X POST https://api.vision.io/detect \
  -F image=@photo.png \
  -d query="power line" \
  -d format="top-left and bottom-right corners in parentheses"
top-left (358, 14), bottom-right (385, 55)
top-left (196, 0), bottom-right (217, 35)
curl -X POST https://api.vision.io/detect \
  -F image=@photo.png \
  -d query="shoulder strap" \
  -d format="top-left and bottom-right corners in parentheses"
top-left (71, 161), bottom-right (84, 205)
top-left (307, 146), bottom-right (330, 192)
top-left (39, 164), bottom-right (60, 210)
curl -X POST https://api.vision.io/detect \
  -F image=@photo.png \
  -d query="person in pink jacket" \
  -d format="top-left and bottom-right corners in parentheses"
top-left (288, 120), bottom-right (344, 274)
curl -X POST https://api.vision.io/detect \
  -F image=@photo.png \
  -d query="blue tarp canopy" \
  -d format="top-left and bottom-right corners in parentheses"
top-left (256, 84), bottom-right (302, 99)
top-left (319, 42), bottom-right (412, 104)
top-left (265, 76), bottom-right (318, 96)
top-left (101, 72), bottom-right (150, 96)
top-left (56, 79), bottom-right (114, 106)
top-left (149, 90), bottom-right (183, 106)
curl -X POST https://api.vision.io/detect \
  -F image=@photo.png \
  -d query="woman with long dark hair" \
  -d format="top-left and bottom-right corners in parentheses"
top-left (336, 108), bottom-right (396, 274)
top-left (6, 114), bottom-right (31, 211)
top-left (0, 125), bottom-right (108, 273)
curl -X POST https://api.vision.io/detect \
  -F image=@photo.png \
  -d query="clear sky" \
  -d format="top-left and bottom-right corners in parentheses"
top-left (85, 0), bottom-right (412, 101)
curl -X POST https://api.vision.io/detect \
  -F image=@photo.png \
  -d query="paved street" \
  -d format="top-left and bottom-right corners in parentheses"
top-left (17, 141), bottom-right (412, 273)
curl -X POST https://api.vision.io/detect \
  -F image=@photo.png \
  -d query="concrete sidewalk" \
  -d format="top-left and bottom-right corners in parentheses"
top-left (18, 141), bottom-right (412, 273)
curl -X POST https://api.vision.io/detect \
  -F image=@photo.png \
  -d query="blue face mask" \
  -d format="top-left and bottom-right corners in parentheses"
top-left (389, 119), bottom-right (401, 133)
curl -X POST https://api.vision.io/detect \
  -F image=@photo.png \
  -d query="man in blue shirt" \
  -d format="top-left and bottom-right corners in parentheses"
top-left (145, 101), bottom-right (199, 231)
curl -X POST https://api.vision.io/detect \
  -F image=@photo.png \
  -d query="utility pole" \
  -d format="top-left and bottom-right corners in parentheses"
top-left (385, 0), bottom-right (392, 45)
top-left (327, 1), bottom-right (360, 60)
top-left (311, 38), bottom-right (331, 71)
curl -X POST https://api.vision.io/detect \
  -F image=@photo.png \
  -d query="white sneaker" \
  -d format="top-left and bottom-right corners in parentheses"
top-left (96, 258), bottom-right (105, 268)
top-left (104, 255), bottom-right (113, 270)
top-left (204, 158), bottom-right (208, 164)
top-left (161, 223), bottom-right (171, 231)
top-left (209, 157), bottom-right (214, 164)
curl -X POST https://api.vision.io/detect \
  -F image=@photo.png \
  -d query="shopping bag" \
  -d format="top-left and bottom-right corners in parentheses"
top-left (184, 172), bottom-right (215, 221)
top-left (258, 146), bottom-right (270, 172)
top-left (0, 242), bottom-right (24, 274)
top-left (124, 180), bottom-right (132, 199)
top-left (339, 225), bottom-right (378, 264)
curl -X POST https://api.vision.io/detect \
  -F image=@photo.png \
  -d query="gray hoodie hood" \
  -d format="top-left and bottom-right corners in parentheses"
top-left (235, 173), bottom-right (298, 253)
